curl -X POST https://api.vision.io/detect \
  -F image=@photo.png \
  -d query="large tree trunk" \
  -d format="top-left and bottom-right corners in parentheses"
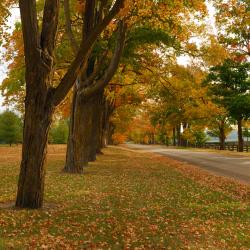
top-left (16, 89), bottom-right (54, 208)
top-left (237, 119), bottom-right (244, 152)
top-left (64, 91), bottom-right (94, 173)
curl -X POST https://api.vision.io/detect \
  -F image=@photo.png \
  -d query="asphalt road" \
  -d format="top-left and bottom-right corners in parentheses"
top-left (125, 144), bottom-right (250, 184)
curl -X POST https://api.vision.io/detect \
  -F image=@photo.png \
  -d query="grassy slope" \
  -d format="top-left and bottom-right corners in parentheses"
top-left (0, 145), bottom-right (249, 249)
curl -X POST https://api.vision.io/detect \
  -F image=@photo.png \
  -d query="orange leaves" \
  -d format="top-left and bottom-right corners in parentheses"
top-left (112, 132), bottom-right (127, 144)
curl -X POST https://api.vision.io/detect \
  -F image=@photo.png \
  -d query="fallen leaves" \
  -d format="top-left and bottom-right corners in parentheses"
top-left (0, 145), bottom-right (249, 249)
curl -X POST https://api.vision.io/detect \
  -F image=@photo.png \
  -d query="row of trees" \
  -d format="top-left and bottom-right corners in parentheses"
top-left (114, 58), bottom-right (250, 150)
top-left (110, 0), bottom-right (250, 151)
top-left (0, 0), bottom-right (209, 208)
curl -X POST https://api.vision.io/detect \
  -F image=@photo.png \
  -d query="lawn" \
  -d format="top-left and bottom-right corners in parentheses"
top-left (0, 145), bottom-right (249, 249)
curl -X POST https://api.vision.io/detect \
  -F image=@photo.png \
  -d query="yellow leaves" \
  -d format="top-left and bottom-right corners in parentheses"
top-left (201, 36), bottom-right (229, 67)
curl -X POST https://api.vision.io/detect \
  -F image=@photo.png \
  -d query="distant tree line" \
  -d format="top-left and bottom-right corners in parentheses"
top-left (0, 111), bottom-right (22, 146)
top-left (0, 110), bottom-right (69, 145)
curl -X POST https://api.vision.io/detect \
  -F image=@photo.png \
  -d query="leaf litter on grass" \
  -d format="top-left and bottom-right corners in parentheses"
top-left (0, 145), bottom-right (249, 249)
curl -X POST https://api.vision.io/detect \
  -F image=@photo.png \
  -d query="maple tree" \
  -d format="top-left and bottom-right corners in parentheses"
top-left (13, 0), bottom-right (125, 209)
top-left (214, 0), bottom-right (250, 57)
top-left (63, 4), bottom-right (127, 172)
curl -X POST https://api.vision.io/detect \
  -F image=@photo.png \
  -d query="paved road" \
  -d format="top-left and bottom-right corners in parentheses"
top-left (125, 144), bottom-right (250, 184)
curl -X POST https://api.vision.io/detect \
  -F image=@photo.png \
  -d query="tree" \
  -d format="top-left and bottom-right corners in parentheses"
top-left (0, 1), bottom-right (15, 45)
top-left (214, 0), bottom-right (249, 57)
top-left (15, 0), bottom-right (125, 209)
top-left (0, 111), bottom-right (22, 146)
top-left (63, 0), bottom-right (194, 172)
top-left (182, 125), bottom-right (208, 146)
top-left (64, 18), bottom-right (127, 172)
top-left (243, 126), bottom-right (250, 143)
top-left (207, 113), bottom-right (232, 150)
top-left (205, 59), bottom-right (250, 152)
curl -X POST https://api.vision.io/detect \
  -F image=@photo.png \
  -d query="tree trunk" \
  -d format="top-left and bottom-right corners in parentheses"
top-left (182, 123), bottom-right (188, 147)
top-left (97, 103), bottom-right (105, 154)
top-left (176, 125), bottom-right (181, 147)
top-left (16, 90), bottom-right (54, 209)
top-left (172, 127), bottom-right (176, 146)
top-left (64, 92), bottom-right (93, 173)
top-left (237, 119), bottom-right (244, 152)
top-left (88, 90), bottom-right (104, 161)
top-left (108, 122), bottom-right (115, 145)
top-left (219, 126), bottom-right (226, 150)
top-left (99, 99), bottom-right (115, 147)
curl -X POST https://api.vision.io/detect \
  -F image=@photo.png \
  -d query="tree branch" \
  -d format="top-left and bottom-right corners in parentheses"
top-left (52, 0), bottom-right (125, 106)
top-left (41, 0), bottom-right (60, 53)
top-left (81, 20), bottom-right (127, 98)
top-left (63, 0), bottom-right (79, 54)
top-left (40, 0), bottom-right (60, 72)
top-left (19, 0), bottom-right (39, 70)
top-left (83, 0), bottom-right (96, 38)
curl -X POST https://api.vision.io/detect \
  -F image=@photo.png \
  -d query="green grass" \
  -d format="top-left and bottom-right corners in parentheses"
top-left (0, 146), bottom-right (249, 249)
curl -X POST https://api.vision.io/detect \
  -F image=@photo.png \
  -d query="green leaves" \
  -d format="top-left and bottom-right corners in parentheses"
top-left (229, 94), bottom-right (250, 120)
top-left (124, 26), bottom-right (177, 59)
top-left (0, 111), bottom-right (22, 145)
top-left (205, 59), bottom-right (250, 120)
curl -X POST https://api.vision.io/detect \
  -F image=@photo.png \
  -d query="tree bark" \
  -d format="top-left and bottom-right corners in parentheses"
top-left (237, 118), bottom-right (244, 152)
top-left (219, 122), bottom-right (226, 150)
top-left (97, 98), bottom-right (106, 153)
top-left (64, 91), bottom-right (94, 173)
top-left (16, 0), bottom-right (59, 209)
top-left (89, 90), bottom-right (104, 161)
top-left (176, 125), bottom-right (181, 146)
top-left (108, 122), bottom-right (115, 145)
top-left (100, 99), bottom-right (115, 148)
top-left (172, 127), bottom-right (176, 146)
top-left (182, 123), bottom-right (188, 147)
top-left (16, 87), bottom-right (54, 208)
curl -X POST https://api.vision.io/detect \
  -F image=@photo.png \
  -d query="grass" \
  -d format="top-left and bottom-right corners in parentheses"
top-left (0, 145), bottom-right (249, 249)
